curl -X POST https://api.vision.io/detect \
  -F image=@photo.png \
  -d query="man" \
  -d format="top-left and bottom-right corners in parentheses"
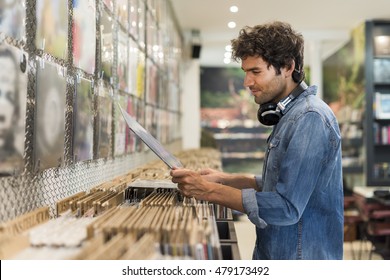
top-left (171, 21), bottom-right (343, 260)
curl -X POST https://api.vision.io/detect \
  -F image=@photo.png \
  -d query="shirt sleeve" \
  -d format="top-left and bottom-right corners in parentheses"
top-left (242, 188), bottom-right (267, 228)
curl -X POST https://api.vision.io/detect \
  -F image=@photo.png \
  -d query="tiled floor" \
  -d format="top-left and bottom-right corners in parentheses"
top-left (233, 215), bottom-right (383, 260)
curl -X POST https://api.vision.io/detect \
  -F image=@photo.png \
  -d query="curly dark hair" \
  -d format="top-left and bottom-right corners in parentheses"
top-left (231, 21), bottom-right (305, 81)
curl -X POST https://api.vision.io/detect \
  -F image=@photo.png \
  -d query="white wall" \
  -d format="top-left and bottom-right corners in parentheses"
top-left (181, 59), bottom-right (201, 149)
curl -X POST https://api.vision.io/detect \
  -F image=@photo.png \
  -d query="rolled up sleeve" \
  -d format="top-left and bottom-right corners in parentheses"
top-left (242, 188), bottom-right (267, 228)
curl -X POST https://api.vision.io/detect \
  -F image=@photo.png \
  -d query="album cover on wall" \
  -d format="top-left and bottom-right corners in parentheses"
top-left (374, 58), bottom-right (390, 83)
top-left (129, 0), bottom-right (139, 40)
top-left (146, 59), bottom-right (158, 105)
top-left (135, 98), bottom-right (144, 152)
top-left (0, 0), bottom-right (26, 40)
top-left (36, 0), bottom-right (68, 60)
top-left (72, 0), bottom-right (96, 74)
top-left (114, 94), bottom-right (127, 156)
top-left (125, 96), bottom-right (136, 153)
top-left (34, 59), bottom-right (67, 171)
top-left (137, 0), bottom-right (146, 50)
top-left (375, 92), bottom-right (390, 120)
top-left (374, 35), bottom-right (390, 57)
top-left (116, 0), bottom-right (128, 30)
top-left (100, 9), bottom-right (114, 82)
top-left (96, 84), bottom-right (112, 158)
top-left (136, 51), bottom-right (145, 99)
top-left (128, 38), bottom-right (139, 96)
top-left (117, 30), bottom-right (129, 92)
top-left (73, 78), bottom-right (94, 162)
top-left (0, 44), bottom-right (28, 176)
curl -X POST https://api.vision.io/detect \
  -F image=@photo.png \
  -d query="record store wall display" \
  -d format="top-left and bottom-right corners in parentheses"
top-left (0, 0), bottom-right (183, 223)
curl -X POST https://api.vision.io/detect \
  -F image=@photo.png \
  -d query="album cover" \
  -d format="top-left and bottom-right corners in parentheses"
top-left (96, 84), bottom-right (112, 158)
top-left (136, 52), bottom-right (145, 99)
top-left (146, 59), bottom-right (158, 105)
top-left (135, 98), bottom-right (144, 152)
top-left (34, 60), bottom-right (67, 171)
top-left (137, 0), bottom-right (146, 50)
top-left (36, 0), bottom-right (68, 60)
top-left (114, 94), bottom-right (127, 156)
top-left (0, 44), bottom-right (28, 176)
top-left (73, 78), bottom-right (94, 162)
top-left (373, 58), bottom-right (390, 83)
top-left (129, 0), bottom-right (139, 40)
top-left (125, 96), bottom-right (136, 153)
top-left (72, 0), bottom-right (96, 74)
top-left (116, 0), bottom-right (128, 30)
top-left (100, 9), bottom-right (114, 82)
top-left (375, 92), bottom-right (390, 119)
top-left (0, 0), bottom-right (26, 40)
top-left (128, 38), bottom-right (139, 95)
top-left (117, 30), bottom-right (128, 92)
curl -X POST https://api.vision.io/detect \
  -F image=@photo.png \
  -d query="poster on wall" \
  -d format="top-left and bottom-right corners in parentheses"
top-left (96, 84), bottom-right (112, 159)
top-left (0, 0), bottom-right (26, 41)
top-left (100, 9), bottom-right (114, 83)
top-left (72, 0), bottom-right (96, 74)
top-left (35, 0), bottom-right (68, 60)
top-left (73, 78), bottom-right (94, 162)
top-left (0, 44), bottom-right (28, 176)
top-left (34, 59), bottom-right (67, 172)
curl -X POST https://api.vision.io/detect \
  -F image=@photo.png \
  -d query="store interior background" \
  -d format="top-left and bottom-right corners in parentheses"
top-left (1, 0), bottom-right (390, 260)
top-left (171, 0), bottom-right (390, 260)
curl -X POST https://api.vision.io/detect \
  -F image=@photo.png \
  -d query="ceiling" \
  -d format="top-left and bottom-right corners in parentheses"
top-left (170, 0), bottom-right (390, 67)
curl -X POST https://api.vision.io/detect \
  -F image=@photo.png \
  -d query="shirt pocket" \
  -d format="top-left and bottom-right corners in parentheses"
top-left (264, 137), bottom-right (281, 178)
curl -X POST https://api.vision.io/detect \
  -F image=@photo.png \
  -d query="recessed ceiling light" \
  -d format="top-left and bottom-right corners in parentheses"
top-left (230, 6), bottom-right (238, 13)
top-left (225, 45), bottom-right (232, 52)
top-left (228, 21), bottom-right (236, 29)
top-left (224, 58), bottom-right (231, 64)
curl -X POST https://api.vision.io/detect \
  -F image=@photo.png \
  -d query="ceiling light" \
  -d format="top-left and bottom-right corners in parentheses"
top-left (225, 45), bottom-right (232, 52)
top-left (224, 58), bottom-right (231, 64)
top-left (230, 6), bottom-right (238, 13)
top-left (228, 21), bottom-right (236, 29)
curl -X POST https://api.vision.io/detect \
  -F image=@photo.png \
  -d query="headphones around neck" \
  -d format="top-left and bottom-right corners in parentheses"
top-left (257, 80), bottom-right (308, 126)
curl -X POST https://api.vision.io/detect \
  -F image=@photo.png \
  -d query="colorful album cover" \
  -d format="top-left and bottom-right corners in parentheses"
top-left (116, 0), bottom-right (128, 30)
top-left (125, 96), bottom-right (136, 153)
top-left (0, 0), bottom-right (26, 40)
top-left (117, 30), bottom-right (128, 92)
top-left (115, 94), bottom-right (127, 156)
top-left (34, 60), bottom-right (67, 171)
top-left (100, 9), bottom-right (114, 83)
top-left (96, 84), bottom-right (112, 158)
top-left (0, 44), bottom-right (28, 176)
top-left (73, 78), bottom-right (94, 162)
top-left (129, 0), bottom-right (139, 40)
top-left (36, 0), bottom-right (68, 60)
top-left (72, 0), bottom-right (96, 74)
top-left (136, 51), bottom-right (145, 99)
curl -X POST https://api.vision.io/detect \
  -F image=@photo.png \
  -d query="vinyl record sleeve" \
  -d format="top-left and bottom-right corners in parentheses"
top-left (73, 78), bottom-right (94, 162)
top-left (35, 0), bottom-right (68, 59)
top-left (118, 103), bottom-right (182, 169)
top-left (34, 60), bottom-right (66, 171)
top-left (0, 0), bottom-right (26, 40)
top-left (0, 44), bottom-right (28, 175)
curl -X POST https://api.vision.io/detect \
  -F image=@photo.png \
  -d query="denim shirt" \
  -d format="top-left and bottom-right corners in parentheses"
top-left (242, 85), bottom-right (344, 260)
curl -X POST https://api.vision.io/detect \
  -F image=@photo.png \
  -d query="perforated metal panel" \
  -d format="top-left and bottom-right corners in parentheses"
top-left (0, 0), bottom-right (183, 223)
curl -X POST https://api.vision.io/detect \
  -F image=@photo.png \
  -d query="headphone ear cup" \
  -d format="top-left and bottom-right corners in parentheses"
top-left (257, 103), bottom-right (281, 126)
top-left (292, 69), bottom-right (301, 83)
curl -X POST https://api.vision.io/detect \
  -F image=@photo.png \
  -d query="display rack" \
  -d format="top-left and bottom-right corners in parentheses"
top-left (365, 19), bottom-right (390, 186)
